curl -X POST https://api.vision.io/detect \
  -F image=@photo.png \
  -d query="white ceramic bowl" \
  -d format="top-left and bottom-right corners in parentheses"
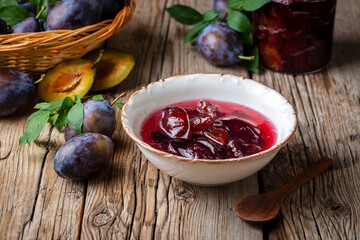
top-left (121, 73), bottom-right (297, 186)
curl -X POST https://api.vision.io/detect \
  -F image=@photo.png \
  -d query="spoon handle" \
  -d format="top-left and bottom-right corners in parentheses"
top-left (269, 157), bottom-right (333, 201)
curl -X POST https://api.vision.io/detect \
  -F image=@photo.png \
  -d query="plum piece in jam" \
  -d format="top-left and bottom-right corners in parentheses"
top-left (161, 107), bottom-right (190, 139)
top-left (140, 99), bottom-right (277, 160)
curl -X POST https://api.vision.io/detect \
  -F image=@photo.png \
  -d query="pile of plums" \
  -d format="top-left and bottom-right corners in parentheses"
top-left (54, 99), bottom-right (117, 180)
top-left (0, 67), bottom-right (117, 180)
top-left (1, 0), bottom-right (125, 34)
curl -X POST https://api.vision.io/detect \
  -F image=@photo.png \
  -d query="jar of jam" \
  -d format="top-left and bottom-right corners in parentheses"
top-left (253, 0), bottom-right (337, 73)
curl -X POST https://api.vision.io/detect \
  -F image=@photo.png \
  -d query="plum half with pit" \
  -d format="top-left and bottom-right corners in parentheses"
top-left (54, 133), bottom-right (114, 180)
top-left (0, 68), bottom-right (35, 117)
top-left (64, 100), bottom-right (116, 141)
top-left (83, 48), bottom-right (135, 92)
top-left (196, 22), bottom-right (244, 66)
top-left (37, 59), bottom-right (95, 102)
top-left (46, 0), bottom-right (102, 30)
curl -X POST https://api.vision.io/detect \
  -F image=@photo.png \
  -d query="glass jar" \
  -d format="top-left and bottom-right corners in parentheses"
top-left (253, 0), bottom-right (337, 73)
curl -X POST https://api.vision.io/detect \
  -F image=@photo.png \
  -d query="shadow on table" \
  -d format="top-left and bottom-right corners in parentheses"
top-left (330, 40), bottom-right (360, 67)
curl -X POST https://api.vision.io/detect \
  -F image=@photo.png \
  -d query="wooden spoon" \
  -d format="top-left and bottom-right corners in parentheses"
top-left (235, 157), bottom-right (333, 223)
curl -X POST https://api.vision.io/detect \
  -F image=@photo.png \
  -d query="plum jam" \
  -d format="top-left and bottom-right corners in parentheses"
top-left (253, 0), bottom-right (337, 73)
top-left (140, 99), bottom-right (277, 160)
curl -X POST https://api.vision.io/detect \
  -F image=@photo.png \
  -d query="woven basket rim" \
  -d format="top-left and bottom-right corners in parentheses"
top-left (0, 0), bottom-right (135, 51)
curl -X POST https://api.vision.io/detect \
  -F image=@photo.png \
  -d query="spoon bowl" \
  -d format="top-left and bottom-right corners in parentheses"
top-left (235, 194), bottom-right (281, 223)
top-left (235, 157), bottom-right (333, 223)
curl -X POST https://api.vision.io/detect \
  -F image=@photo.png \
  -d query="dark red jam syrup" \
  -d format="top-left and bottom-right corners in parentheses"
top-left (140, 99), bottom-right (277, 160)
top-left (253, 0), bottom-right (337, 73)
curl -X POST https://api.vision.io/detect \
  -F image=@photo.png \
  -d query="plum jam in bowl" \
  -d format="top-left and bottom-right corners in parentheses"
top-left (121, 74), bottom-right (297, 186)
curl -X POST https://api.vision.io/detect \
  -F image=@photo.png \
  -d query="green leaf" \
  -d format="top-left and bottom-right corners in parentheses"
top-left (67, 102), bottom-right (84, 134)
top-left (34, 102), bottom-right (55, 111)
top-left (0, 6), bottom-right (29, 27)
top-left (88, 94), bottom-right (104, 101)
top-left (239, 32), bottom-right (253, 45)
top-left (53, 112), bottom-right (68, 131)
top-left (59, 97), bottom-right (74, 111)
top-left (166, 4), bottom-right (203, 25)
top-left (243, 0), bottom-right (270, 11)
top-left (227, 0), bottom-right (244, 10)
top-left (52, 97), bottom-right (74, 130)
top-left (19, 111), bottom-right (50, 148)
top-left (227, 11), bottom-right (252, 33)
top-left (184, 21), bottom-right (210, 43)
top-left (239, 46), bottom-right (259, 73)
top-left (114, 102), bottom-right (124, 110)
top-left (49, 99), bottom-right (64, 109)
top-left (0, 0), bottom-right (18, 7)
top-left (48, 114), bottom-right (58, 126)
top-left (203, 10), bottom-right (219, 21)
top-left (74, 94), bottom-right (82, 104)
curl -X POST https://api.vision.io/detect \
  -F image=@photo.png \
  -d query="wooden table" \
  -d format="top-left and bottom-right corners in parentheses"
top-left (1, 0), bottom-right (359, 239)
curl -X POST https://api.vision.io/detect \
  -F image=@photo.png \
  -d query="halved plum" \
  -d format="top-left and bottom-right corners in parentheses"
top-left (161, 107), bottom-right (190, 139)
top-left (168, 139), bottom-right (214, 159)
top-left (226, 139), bottom-right (245, 158)
top-left (38, 59), bottom-right (95, 102)
top-left (204, 126), bottom-right (230, 145)
top-left (83, 48), bottom-right (135, 92)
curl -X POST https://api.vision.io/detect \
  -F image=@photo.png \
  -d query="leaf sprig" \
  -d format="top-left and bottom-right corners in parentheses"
top-left (166, 0), bottom-right (270, 72)
top-left (19, 94), bottom-right (124, 148)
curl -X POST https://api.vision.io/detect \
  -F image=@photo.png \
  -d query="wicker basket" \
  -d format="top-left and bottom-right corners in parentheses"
top-left (0, 0), bottom-right (135, 73)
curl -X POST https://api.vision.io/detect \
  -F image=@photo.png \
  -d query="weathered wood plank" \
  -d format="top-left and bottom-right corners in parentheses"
top-left (80, 0), bottom-right (261, 239)
top-left (0, 107), bottom-right (51, 239)
top-left (21, 129), bottom-right (85, 240)
top-left (253, 0), bottom-right (360, 238)
top-left (1, 0), bottom-right (359, 239)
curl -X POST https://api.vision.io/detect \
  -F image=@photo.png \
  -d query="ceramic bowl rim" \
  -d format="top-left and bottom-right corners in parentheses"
top-left (121, 73), bottom-right (298, 165)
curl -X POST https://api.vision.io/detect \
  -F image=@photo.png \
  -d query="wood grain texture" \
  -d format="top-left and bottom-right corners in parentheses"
top-left (253, 0), bottom-right (360, 238)
top-left (0, 0), bottom-right (359, 239)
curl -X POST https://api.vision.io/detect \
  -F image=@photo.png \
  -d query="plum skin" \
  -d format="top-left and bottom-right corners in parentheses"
top-left (46, 0), bottom-right (102, 30)
top-left (0, 68), bottom-right (35, 117)
top-left (12, 17), bottom-right (44, 33)
top-left (213, 0), bottom-right (228, 13)
top-left (64, 100), bottom-right (116, 141)
top-left (196, 22), bottom-right (244, 66)
top-left (101, 0), bottom-right (123, 20)
top-left (0, 18), bottom-right (8, 34)
top-left (54, 133), bottom-right (114, 180)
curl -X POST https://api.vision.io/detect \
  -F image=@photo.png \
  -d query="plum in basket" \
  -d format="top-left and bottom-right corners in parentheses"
top-left (12, 16), bottom-right (44, 33)
top-left (46, 0), bottom-right (103, 30)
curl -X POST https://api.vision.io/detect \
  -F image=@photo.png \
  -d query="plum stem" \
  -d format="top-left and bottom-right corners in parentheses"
top-left (238, 55), bottom-right (255, 61)
top-left (34, 74), bottom-right (46, 84)
top-left (36, 5), bottom-right (46, 19)
top-left (93, 49), bottom-right (105, 65)
top-left (110, 92), bottom-right (126, 106)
